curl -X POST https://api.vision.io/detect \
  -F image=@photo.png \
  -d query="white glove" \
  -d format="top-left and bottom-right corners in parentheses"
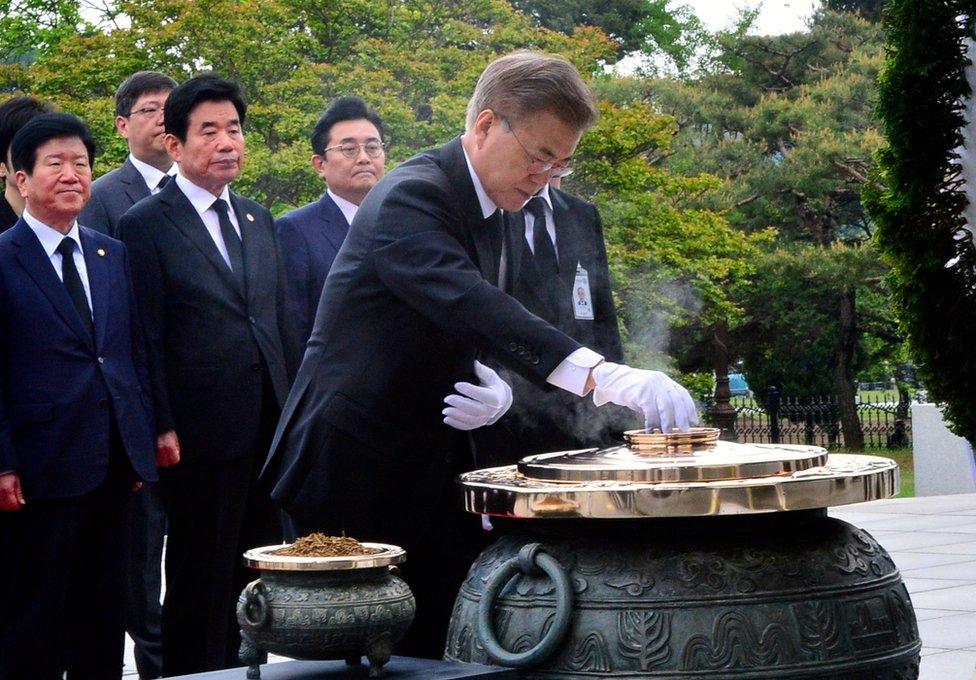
top-left (591, 362), bottom-right (699, 432)
top-left (442, 360), bottom-right (514, 431)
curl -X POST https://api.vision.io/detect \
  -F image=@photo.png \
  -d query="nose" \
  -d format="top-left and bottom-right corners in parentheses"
top-left (59, 164), bottom-right (81, 183)
top-left (215, 131), bottom-right (235, 150)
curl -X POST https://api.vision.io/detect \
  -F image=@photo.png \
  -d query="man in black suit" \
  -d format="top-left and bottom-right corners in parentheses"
top-left (476, 179), bottom-right (639, 466)
top-left (262, 51), bottom-right (698, 657)
top-left (0, 113), bottom-right (158, 680)
top-left (81, 71), bottom-right (178, 238)
top-left (0, 96), bottom-right (55, 232)
top-left (277, 96), bottom-right (386, 345)
top-left (119, 74), bottom-right (299, 676)
top-left (79, 69), bottom-right (177, 680)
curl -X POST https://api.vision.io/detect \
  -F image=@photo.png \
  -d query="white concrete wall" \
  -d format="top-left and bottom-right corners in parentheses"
top-left (913, 403), bottom-right (976, 496)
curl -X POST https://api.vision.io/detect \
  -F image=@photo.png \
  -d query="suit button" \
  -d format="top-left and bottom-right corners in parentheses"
top-left (98, 398), bottom-right (109, 408)
top-left (531, 357), bottom-right (540, 365)
top-left (249, 316), bottom-right (256, 324)
top-left (250, 363), bottom-right (262, 373)
top-left (97, 356), bottom-right (105, 364)
top-left (508, 342), bottom-right (518, 352)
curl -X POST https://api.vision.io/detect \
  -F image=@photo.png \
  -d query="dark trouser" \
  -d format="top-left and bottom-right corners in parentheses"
top-left (124, 480), bottom-right (165, 679)
top-left (160, 387), bottom-right (282, 677)
top-left (286, 434), bottom-right (490, 660)
top-left (0, 452), bottom-right (133, 680)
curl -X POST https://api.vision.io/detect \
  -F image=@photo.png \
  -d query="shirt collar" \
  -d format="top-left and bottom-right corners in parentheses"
top-left (327, 188), bottom-right (359, 226)
top-left (175, 172), bottom-right (231, 216)
top-left (461, 146), bottom-right (498, 220)
top-left (129, 154), bottom-right (175, 192)
top-left (23, 208), bottom-right (82, 258)
top-left (531, 184), bottom-right (554, 213)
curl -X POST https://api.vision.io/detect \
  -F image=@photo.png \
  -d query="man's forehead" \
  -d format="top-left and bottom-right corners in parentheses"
top-left (135, 89), bottom-right (171, 102)
top-left (39, 136), bottom-right (87, 154)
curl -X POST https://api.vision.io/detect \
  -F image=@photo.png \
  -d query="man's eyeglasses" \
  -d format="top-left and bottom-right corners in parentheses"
top-left (127, 105), bottom-right (164, 118)
top-left (501, 117), bottom-right (573, 178)
top-left (323, 141), bottom-right (387, 159)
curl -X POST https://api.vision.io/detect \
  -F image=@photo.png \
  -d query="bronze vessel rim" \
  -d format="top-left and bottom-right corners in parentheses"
top-left (242, 542), bottom-right (406, 571)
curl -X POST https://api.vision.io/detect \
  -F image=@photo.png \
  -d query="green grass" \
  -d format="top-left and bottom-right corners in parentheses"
top-left (831, 445), bottom-right (914, 498)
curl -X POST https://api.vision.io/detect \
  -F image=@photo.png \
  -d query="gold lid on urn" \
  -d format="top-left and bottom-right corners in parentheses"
top-left (459, 429), bottom-right (899, 520)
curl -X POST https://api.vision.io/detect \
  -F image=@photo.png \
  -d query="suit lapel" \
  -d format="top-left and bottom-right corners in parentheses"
top-left (232, 192), bottom-right (265, 311)
top-left (439, 138), bottom-right (500, 285)
top-left (79, 228), bottom-right (110, 350)
top-left (551, 189), bottom-right (584, 276)
top-left (10, 221), bottom-right (95, 350)
top-left (318, 193), bottom-right (349, 253)
top-left (120, 158), bottom-right (151, 207)
top-left (159, 181), bottom-right (245, 303)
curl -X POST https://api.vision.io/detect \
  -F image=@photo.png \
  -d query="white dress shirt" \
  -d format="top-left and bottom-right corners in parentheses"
top-left (327, 189), bottom-right (359, 226)
top-left (175, 173), bottom-right (241, 270)
top-left (23, 209), bottom-right (92, 312)
top-left (460, 147), bottom-right (602, 395)
top-left (129, 155), bottom-right (177, 195)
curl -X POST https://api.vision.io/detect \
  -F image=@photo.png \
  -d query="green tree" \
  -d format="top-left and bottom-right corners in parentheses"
top-left (824, 0), bottom-right (886, 23)
top-left (864, 0), bottom-right (976, 441)
top-left (642, 10), bottom-right (898, 449)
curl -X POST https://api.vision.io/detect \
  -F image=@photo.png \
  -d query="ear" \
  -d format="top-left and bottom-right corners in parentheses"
top-left (15, 170), bottom-right (28, 198)
top-left (115, 115), bottom-right (129, 139)
top-left (472, 109), bottom-right (495, 149)
top-left (163, 134), bottom-right (182, 163)
top-left (311, 153), bottom-right (329, 180)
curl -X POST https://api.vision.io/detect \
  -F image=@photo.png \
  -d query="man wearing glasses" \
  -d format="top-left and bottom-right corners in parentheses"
top-left (276, 96), bottom-right (386, 345)
top-left (78, 69), bottom-right (177, 680)
top-left (262, 51), bottom-right (698, 657)
top-left (81, 71), bottom-right (178, 238)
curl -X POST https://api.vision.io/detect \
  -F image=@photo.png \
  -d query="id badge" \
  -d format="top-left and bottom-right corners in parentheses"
top-left (572, 262), bottom-right (594, 320)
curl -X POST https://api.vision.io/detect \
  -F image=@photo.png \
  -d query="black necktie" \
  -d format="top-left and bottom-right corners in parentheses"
top-left (57, 237), bottom-right (94, 340)
top-left (211, 198), bottom-right (245, 291)
top-left (155, 174), bottom-right (171, 191)
top-left (526, 197), bottom-right (558, 277)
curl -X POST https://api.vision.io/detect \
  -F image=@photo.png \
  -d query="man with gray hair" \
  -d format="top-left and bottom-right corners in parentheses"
top-left (262, 50), bottom-right (697, 656)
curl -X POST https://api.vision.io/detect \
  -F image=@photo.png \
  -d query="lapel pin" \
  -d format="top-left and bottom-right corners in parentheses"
top-left (97, 248), bottom-right (106, 257)
top-left (246, 213), bottom-right (255, 222)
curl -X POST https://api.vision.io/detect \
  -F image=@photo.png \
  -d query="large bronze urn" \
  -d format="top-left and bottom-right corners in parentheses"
top-left (445, 430), bottom-right (920, 679)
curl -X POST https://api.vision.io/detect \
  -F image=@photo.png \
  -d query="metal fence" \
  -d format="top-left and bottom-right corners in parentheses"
top-left (705, 389), bottom-right (912, 449)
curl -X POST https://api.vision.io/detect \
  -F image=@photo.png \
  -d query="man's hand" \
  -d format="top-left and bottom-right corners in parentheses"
top-left (591, 362), bottom-right (699, 432)
top-left (443, 361), bottom-right (514, 431)
top-left (156, 429), bottom-right (181, 468)
top-left (0, 472), bottom-right (25, 511)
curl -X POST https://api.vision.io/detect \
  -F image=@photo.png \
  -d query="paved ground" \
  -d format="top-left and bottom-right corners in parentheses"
top-left (830, 493), bottom-right (976, 680)
top-left (123, 493), bottom-right (976, 678)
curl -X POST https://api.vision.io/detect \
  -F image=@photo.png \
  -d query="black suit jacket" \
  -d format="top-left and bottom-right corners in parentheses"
top-left (118, 180), bottom-right (299, 464)
top-left (80, 158), bottom-right (153, 237)
top-left (262, 137), bottom-right (582, 541)
top-left (475, 188), bottom-right (637, 466)
top-left (0, 220), bottom-right (157, 498)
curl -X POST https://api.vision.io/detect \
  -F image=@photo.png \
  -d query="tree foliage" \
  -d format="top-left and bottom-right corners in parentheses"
top-left (0, 0), bottom-right (762, 376)
top-left (864, 0), bottom-right (976, 441)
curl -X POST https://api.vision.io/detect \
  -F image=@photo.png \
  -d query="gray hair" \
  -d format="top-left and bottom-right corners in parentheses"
top-left (465, 51), bottom-right (598, 132)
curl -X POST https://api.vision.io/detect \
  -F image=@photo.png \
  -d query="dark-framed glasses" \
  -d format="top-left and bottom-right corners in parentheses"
top-left (127, 104), bottom-right (164, 118)
top-left (323, 141), bottom-right (387, 159)
top-left (501, 117), bottom-right (574, 178)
